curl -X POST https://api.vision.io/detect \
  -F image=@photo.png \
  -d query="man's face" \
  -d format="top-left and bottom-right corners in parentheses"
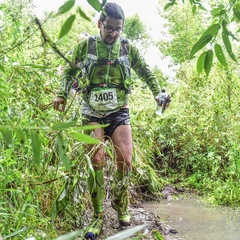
top-left (99, 16), bottom-right (124, 45)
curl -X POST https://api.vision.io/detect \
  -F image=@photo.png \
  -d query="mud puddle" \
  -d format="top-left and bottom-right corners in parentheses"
top-left (143, 198), bottom-right (240, 240)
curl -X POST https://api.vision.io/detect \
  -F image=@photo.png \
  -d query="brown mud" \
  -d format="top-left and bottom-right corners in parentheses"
top-left (83, 186), bottom-right (192, 239)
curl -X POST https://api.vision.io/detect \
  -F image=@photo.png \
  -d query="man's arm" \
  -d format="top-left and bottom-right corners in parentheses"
top-left (130, 45), bottom-right (161, 98)
top-left (53, 41), bottom-right (87, 111)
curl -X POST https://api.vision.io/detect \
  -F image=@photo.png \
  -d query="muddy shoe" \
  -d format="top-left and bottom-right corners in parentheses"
top-left (111, 200), bottom-right (131, 226)
top-left (85, 212), bottom-right (104, 239)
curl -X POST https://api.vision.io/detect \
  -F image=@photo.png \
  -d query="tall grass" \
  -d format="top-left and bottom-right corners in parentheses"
top-left (1, 1), bottom-right (240, 238)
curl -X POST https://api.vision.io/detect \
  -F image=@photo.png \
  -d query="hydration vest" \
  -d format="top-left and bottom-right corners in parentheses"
top-left (79, 36), bottom-right (131, 94)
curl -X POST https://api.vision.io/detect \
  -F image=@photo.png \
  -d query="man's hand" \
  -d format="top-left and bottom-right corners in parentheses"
top-left (53, 97), bottom-right (66, 112)
top-left (163, 94), bottom-right (171, 111)
top-left (155, 91), bottom-right (172, 114)
top-left (155, 92), bottom-right (171, 106)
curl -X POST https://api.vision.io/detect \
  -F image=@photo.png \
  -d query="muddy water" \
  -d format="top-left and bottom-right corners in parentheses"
top-left (143, 199), bottom-right (240, 240)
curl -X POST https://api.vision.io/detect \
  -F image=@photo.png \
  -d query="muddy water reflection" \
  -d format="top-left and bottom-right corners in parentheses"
top-left (143, 199), bottom-right (240, 240)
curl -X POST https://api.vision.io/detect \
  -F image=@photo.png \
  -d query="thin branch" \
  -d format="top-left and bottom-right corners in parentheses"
top-left (35, 17), bottom-right (77, 69)
top-left (0, 13), bottom-right (52, 58)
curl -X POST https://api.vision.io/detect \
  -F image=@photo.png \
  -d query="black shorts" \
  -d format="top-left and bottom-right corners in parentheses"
top-left (82, 109), bottom-right (130, 137)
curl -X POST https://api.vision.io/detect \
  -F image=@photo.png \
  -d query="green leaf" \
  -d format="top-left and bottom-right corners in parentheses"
top-left (197, 51), bottom-right (207, 74)
top-left (190, 34), bottom-right (212, 58)
top-left (51, 182), bottom-right (67, 223)
top-left (31, 130), bottom-right (41, 166)
top-left (87, 0), bottom-right (102, 12)
top-left (222, 20), bottom-right (228, 33)
top-left (106, 224), bottom-right (148, 240)
top-left (199, 5), bottom-right (208, 11)
top-left (201, 23), bottom-right (221, 38)
top-left (101, 0), bottom-right (107, 8)
top-left (57, 0), bottom-right (75, 14)
top-left (52, 121), bottom-right (76, 131)
top-left (234, 2), bottom-right (240, 11)
top-left (78, 124), bottom-right (109, 131)
top-left (58, 14), bottom-right (76, 39)
top-left (152, 230), bottom-right (164, 240)
top-left (3, 227), bottom-right (28, 239)
top-left (0, 64), bottom-right (5, 73)
top-left (22, 64), bottom-right (52, 69)
top-left (77, 7), bottom-right (91, 21)
top-left (51, 200), bottom-right (58, 224)
top-left (71, 132), bottom-right (99, 144)
top-left (211, 5), bottom-right (226, 16)
top-left (0, 128), bottom-right (12, 145)
top-left (222, 32), bottom-right (237, 62)
top-left (56, 229), bottom-right (84, 240)
top-left (57, 134), bottom-right (71, 171)
top-left (214, 44), bottom-right (227, 66)
top-left (208, 152), bottom-right (214, 157)
top-left (51, 122), bottom-right (108, 132)
top-left (85, 154), bottom-right (95, 194)
top-left (86, 155), bottom-right (94, 172)
top-left (233, 6), bottom-right (240, 20)
top-left (204, 49), bottom-right (213, 77)
top-left (192, 5), bottom-right (197, 14)
top-left (164, 3), bottom-right (174, 10)
top-left (15, 129), bottom-right (25, 144)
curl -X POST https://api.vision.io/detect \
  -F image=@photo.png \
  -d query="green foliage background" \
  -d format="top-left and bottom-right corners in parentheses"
top-left (0, 0), bottom-right (240, 239)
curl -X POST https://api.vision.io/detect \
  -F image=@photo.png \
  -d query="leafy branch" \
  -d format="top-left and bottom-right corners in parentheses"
top-left (0, 14), bottom-right (51, 58)
top-left (164, 0), bottom-right (240, 76)
top-left (35, 17), bottom-right (77, 69)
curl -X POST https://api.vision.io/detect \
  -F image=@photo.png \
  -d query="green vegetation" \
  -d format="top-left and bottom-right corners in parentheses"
top-left (0, 0), bottom-right (240, 239)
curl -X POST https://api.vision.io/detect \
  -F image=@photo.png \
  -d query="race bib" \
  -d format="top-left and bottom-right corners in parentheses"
top-left (89, 88), bottom-right (118, 111)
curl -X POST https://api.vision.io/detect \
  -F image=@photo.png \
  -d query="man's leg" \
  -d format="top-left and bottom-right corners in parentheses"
top-left (88, 169), bottom-right (104, 213)
top-left (85, 126), bottom-right (105, 238)
top-left (111, 124), bottom-right (132, 226)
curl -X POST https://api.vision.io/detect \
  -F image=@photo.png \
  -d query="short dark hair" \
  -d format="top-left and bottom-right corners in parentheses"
top-left (100, 2), bottom-right (125, 22)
